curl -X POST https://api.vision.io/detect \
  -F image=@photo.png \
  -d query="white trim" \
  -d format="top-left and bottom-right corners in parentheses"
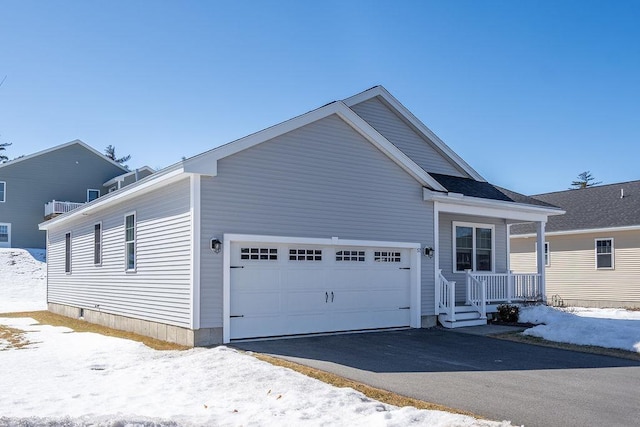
top-left (433, 201), bottom-right (440, 316)
top-left (87, 189), bottom-right (100, 202)
top-left (0, 139), bottom-right (128, 172)
top-left (595, 237), bottom-right (615, 270)
top-left (0, 181), bottom-right (5, 203)
top-left (452, 221), bottom-right (495, 273)
top-left (190, 174), bottom-right (201, 330)
top-left (506, 223), bottom-right (511, 272)
top-left (103, 166), bottom-right (155, 187)
top-left (222, 233), bottom-right (422, 344)
top-left (93, 222), bottom-right (103, 266)
top-left (424, 188), bottom-right (564, 222)
top-left (511, 224), bottom-right (640, 239)
top-left (39, 168), bottom-right (185, 230)
top-left (124, 211), bottom-right (137, 272)
top-left (343, 86), bottom-right (485, 181)
top-left (0, 223), bottom-right (11, 248)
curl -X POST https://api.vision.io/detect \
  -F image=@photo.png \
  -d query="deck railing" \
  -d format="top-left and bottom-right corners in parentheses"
top-left (438, 269), bottom-right (456, 321)
top-left (44, 200), bottom-right (85, 217)
top-left (467, 271), bottom-right (543, 304)
top-left (466, 273), bottom-right (487, 319)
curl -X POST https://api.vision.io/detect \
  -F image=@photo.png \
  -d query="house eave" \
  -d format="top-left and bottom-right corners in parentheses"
top-left (424, 188), bottom-right (565, 222)
top-left (511, 224), bottom-right (640, 239)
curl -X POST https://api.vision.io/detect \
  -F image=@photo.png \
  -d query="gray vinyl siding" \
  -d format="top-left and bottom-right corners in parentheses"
top-left (510, 230), bottom-right (640, 307)
top-left (350, 97), bottom-right (468, 178)
top-left (439, 213), bottom-right (508, 302)
top-left (46, 178), bottom-right (193, 327)
top-left (199, 114), bottom-right (434, 328)
top-left (0, 143), bottom-right (126, 248)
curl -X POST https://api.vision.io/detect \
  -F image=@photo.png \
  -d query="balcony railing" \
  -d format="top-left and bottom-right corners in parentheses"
top-left (466, 271), bottom-right (543, 304)
top-left (44, 200), bottom-right (85, 218)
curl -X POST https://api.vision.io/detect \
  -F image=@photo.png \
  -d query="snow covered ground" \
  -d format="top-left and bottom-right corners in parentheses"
top-left (1, 249), bottom-right (512, 426)
top-left (519, 305), bottom-right (640, 353)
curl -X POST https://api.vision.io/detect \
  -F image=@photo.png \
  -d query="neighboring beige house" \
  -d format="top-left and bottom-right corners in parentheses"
top-left (510, 180), bottom-right (640, 309)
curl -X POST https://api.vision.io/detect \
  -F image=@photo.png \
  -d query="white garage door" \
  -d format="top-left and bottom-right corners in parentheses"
top-left (229, 240), bottom-right (413, 340)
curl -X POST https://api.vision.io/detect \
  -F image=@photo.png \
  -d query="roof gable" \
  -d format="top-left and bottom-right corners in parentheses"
top-left (0, 139), bottom-right (128, 173)
top-left (511, 180), bottom-right (640, 235)
top-left (343, 86), bottom-right (484, 182)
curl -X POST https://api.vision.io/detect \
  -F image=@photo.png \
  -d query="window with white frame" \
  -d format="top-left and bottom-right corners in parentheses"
top-left (94, 223), bottom-right (102, 265)
top-left (453, 222), bottom-right (494, 272)
top-left (595, 238), bottom-right (613, 269)
top-left (336, 250), bottom-right (365, 262)
top-left (536, 242), bottom-right (550, 266)
top-left (65, 232), bottom-right (72, 273)
top-left (125, 213), bottom-right (136, 271)
top-left (0, 181), bottom-right (5, 202)
top-left (289, 248), bottom-right (322, 261)
top-left (87, 189), bottom-right (100, 202)
top-left (0, 224), bottom-right (9, 243)
top-left (374, 251), bottom-right (401, 262)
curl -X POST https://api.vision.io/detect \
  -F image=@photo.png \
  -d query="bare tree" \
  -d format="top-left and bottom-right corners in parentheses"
top-left (570, 171), bottom-right (602, 189)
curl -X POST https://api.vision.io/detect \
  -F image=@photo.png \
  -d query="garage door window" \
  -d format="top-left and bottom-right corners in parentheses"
top-left (374, 251), bottom-right (401, 262)
top-left (289, 249), bottom-right (322, 261)
top-left (336, 250), bottom-right (365, 262)
top-left (241, 247), bottom-right (278, 260)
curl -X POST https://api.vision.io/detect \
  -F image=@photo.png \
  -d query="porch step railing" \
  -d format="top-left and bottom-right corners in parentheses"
top-left (467, 271), bottom-right (543, 303)
top-left (466, 273), bottom-right (487, 319)
top-left (438, 269), bottom-right (456, 322)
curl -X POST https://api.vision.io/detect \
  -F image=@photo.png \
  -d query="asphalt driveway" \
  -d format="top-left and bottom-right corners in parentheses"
top-left (234, 328), bottom-right (640, 427)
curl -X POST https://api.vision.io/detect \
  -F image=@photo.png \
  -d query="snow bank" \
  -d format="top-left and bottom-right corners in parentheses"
top-left (0, 248), bottom-right (47, 313)
top-left (519, 305), bottom-right (640, 353)
top-left (0, 317), bottom-right (512, 426)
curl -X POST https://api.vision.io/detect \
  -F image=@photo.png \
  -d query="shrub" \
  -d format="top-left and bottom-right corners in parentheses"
top-left (496, 304), bottom-right (519, 323)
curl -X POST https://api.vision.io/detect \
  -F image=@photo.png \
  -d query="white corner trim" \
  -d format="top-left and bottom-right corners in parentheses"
top-left (343, 86), bottom-right (485, 181)
top-left (190, 174), bottom-right (201, 330)
top-left (222, 235), bottom-right (232, 344)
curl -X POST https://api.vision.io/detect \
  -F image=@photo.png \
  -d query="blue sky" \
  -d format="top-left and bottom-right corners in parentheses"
top-left (1, 1), bottom-right (638, 195)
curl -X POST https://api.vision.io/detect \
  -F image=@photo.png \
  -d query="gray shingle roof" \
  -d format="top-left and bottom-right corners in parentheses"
top-left (510, 180), bottom-right (640, 235)
top-left (428, 173), bottom-right (556, 208)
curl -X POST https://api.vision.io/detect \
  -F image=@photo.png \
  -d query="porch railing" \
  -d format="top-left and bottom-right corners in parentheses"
top-left (44, 200), bottom-right (85, 217)
top-left (467, 271), bottom-right (543, 304)
top-left (438, 269), bottom-right (456, 321)
top-left (466, 273), bottom-right (487, 319)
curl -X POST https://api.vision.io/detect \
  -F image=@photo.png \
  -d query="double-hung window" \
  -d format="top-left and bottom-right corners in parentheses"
top-left (94, 223), bottom-right (102, 265)
top-left (87, 189), bottom-right (100, 202)
top-left (0, 181), bottom-right (5, 202)
top-left (125, 213), bottom-right (136, 271)
top-left (595, 238), bottom-right (614, 269)
top-left (453, 222), bottom-right (494, 272)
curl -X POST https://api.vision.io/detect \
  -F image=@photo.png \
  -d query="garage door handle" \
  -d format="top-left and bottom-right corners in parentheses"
top-left (399, 306), bottom-right (410, 310)
top-left (230, 315), bottom-right (244, 318)
top-left (399, 267), bottom-right (410, 270)
top-left (325, 292), bottom-right (328, 303)
top-left (331, 291), bottom-right (334, 302)
top-left (231, 266), bottom-right (244, 269)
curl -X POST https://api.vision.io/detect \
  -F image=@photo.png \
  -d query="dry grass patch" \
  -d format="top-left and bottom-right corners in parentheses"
top-left (0, 325), bottom-right (30, 350)
top-left (492, 331), bottom-right (640, 361)
top-left (253, 353), bottom-right (481, 418)
top-left (1, 311), bottom-right (189, 351)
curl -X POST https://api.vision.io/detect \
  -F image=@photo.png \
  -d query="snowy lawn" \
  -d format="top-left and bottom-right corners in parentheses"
top-left (1, 249), bottom-right (512, 426)
top-left (519, 305), bottom-right (640, 353)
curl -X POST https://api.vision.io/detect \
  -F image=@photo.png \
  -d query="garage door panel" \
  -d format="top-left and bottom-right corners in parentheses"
top-left (230, 241), bottom-right (414, 340)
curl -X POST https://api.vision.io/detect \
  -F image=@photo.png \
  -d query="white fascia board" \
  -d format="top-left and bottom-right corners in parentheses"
top-left (424, 188), bottom-right (565, 222)
top-left (343, 86), bottom-right (485, 182)
top-left (511, 224), bottom-right (640, 239)
top-left (0, 139), bottom-right (128, 172)
top-left (39, 168), bottom-right (187, 230)
top-left (103, 166), bottom-right (156, 187)
top-left (181, 101), bottom-right (446, 191)
top-left (224, 233), bottom-right (421, 249)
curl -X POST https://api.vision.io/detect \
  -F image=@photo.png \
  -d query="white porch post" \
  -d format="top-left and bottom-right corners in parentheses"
top-left (433, 201), bottom-right (440, 316)
top-left (536, 221), bottom-right (546, 302)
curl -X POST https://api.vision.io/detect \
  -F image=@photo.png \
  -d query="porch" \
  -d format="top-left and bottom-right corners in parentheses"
top-left (44, 200), bottom-right (85, 220)
top-left (438, 270), bottom-right (543, 328)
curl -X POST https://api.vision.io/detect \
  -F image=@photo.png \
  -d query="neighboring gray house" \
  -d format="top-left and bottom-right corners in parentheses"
top-left (510, 181), bottom-right (640, 309)
top-left (0, 140), bottom-right (130, 248)
top-left (39, 86), bottom-right (562, 346)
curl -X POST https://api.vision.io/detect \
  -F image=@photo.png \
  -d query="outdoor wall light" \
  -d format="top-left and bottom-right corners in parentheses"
top-left (424, 246), bottom-right (434, 258)
top-left (211, 238), bottom-right (222, 253)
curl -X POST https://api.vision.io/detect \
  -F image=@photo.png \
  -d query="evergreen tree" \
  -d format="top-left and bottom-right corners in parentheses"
top-left (570, 171), bottom-right (602, 189)
top-left (104, 145), bottom-right (131, 166)
top-left (0, 141), bottom-right (11, 163)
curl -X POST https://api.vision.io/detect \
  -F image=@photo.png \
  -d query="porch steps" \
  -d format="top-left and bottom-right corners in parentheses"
top-left (438, 305), bottom-right (487, 329)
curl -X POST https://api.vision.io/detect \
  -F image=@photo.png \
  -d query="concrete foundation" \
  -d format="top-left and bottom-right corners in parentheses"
top-left (48, 303), bottom-right (222, 347)
top-left (420, 315), bottom-right (437, 328)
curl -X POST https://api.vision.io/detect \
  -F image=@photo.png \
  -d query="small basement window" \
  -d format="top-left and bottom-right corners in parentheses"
top-left (241, 247), bottom-right (278, 260)
top-left (289, 249), bottom-right (322, 261)
top-left (336, 250), bottom-right (365, 262)
top-left (374, 251), bottom-right (401, 262)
